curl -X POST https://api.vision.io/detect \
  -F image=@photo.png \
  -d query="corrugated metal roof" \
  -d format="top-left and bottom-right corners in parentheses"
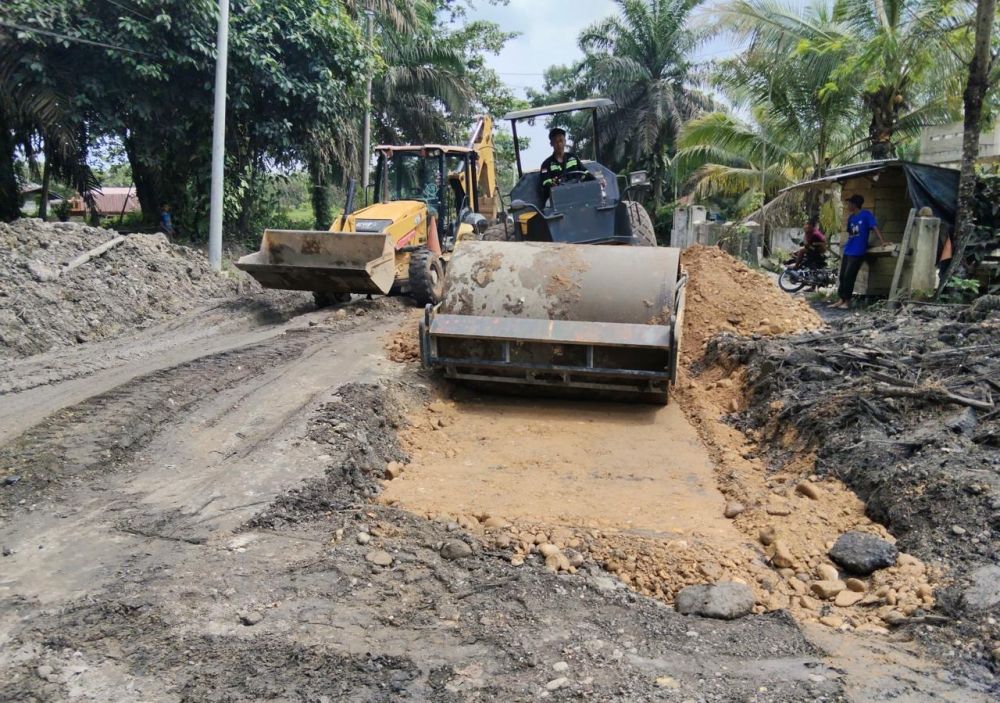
top-left (777, 160), bottom-right (959, 195)
top-left (83, 186), bottom-right (140, 215)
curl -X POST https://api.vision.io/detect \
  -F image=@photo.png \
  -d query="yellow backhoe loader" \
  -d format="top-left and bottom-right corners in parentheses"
top-left (236, 117), bottom-right (498, 307)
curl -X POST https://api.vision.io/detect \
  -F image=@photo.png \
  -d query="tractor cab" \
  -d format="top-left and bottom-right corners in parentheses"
top-left (372, 144), bottom-right (489, 252)
top-left (501, 98), bottom-right (652, 246)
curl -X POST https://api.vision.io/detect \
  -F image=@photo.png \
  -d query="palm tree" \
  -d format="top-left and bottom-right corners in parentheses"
top-left (372, 37), bottom-right (472, 145)
top-left (0, 29), bottom-right (97, 221)
top-left (676, 110), bottom-right (808, 213)
top-left (678, 4), bottom-right (865, 221)
top-left (577, 0), bottom-right (712, 206)
top-left (720, 0), bottom-right (963, 159)
top-left (834, 0), bottom-right (965, 158)
top-left (308, 3), bottom-right (471, 225)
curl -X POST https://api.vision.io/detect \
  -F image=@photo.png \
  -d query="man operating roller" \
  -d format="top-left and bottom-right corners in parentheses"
top-left (540, 127), bottom-right (587, 202)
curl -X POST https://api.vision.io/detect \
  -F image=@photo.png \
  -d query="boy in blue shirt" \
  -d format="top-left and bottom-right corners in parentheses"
top-left (832, 194), bottom-right (885, 309)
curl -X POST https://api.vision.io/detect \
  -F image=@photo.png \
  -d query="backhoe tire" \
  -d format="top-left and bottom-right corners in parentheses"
top-left (623, 201), bottom-right (656, 247)
top-left (313, 291), bottom-right (352, 308)
top-left (408, 247), bottom-right (445, 306)
top-left (479, 221), bottom-right (516, 242)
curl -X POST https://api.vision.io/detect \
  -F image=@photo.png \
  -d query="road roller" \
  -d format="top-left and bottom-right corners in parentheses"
top-left (419, 100), bottom-right (686, 404)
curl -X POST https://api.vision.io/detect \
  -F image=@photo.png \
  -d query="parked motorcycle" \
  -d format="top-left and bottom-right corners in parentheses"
top-left (778, 262), bottom-right (838, 293)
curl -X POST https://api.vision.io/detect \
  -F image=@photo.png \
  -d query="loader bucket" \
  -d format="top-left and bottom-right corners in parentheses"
top-left (235, 229), bottom-right (396, 296)
top-left (420, 240), bottom-right (686, 403)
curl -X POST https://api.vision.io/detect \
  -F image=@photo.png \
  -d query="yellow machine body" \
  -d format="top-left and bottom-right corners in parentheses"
top-left (235, 116), bottom-right (496, 301)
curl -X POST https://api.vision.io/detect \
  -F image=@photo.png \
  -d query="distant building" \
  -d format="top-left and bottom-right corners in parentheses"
top-left (919, 122), bottom-right (1000, 169)
top-left (19, 182), bottom-right (65, 216)
top-left (68, 186), bottom-right (140, 216)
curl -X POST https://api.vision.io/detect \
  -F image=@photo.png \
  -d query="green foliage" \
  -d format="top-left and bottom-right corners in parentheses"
top-left (439, 13), bottom-right (525, 190)
top-left (3, 0), bottom-right (372, 238)
top-left (717, 0), bottom-right (965, 160)
top-left (940, 275), bottom-right (982, 303)
top-left (526, 0), bottom-right (711, 206)
top-left (580, 0), bottom-right (712, 206)
top-left (53, 198), bottom-right (69, 221)
top-left (654, 203), bottom-right (677, 245)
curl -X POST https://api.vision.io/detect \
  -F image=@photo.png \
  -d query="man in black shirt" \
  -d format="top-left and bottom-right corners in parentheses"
top-left (539, 127), bottom-right (586, 201)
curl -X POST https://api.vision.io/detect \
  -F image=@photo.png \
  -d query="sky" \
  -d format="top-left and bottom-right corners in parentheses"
top-left (469, 0), bottom-right (741, 170)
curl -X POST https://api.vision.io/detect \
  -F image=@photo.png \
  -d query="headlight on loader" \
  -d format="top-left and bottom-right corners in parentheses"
top-left (355, 219), bottom-right (393, 233)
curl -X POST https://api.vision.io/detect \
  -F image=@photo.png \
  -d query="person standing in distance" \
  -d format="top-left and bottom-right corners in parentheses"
top-left (833, 194), bottom-right (885, 309)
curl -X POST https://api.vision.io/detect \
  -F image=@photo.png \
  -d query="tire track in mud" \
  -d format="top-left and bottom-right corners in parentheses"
top-left (0, 382), bottom-right (842, 703)
top-left (0, 331), bottom-right (317, 518)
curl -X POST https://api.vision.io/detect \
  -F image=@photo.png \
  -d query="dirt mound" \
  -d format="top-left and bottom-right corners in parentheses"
top-left (0, 219), bottom-right (252, 358)
top-left (707, 304), bottom-right (1000, 681)
top-left (680, 245), bottom-right (821, 361)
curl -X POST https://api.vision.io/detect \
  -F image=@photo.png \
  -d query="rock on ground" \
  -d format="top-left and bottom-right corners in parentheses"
top-left (961, 565), bottom-right (1000, 611)
top-left (439, 539), bottom-right (473, 560)
top-left (828, 532), bottom-right (898, 575)
top-left (675, 582), bottom-right (754, 620)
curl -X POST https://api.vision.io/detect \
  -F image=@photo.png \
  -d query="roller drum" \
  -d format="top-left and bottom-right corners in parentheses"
top-left (423, 240), bottom-right (685, 403)
top-left (439, 241), bottom-right (680, 325)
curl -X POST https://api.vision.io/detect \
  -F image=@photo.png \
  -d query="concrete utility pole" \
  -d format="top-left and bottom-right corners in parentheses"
top-left (208, 0), bottom-right (230, 271)
top-left (361, 3), bottom-right (375, 192)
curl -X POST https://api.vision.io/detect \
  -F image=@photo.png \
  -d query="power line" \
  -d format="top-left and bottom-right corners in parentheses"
top-left (0, 19), bottom-right (154, 57)
top-left (98, 0), bottom-right (156, 23)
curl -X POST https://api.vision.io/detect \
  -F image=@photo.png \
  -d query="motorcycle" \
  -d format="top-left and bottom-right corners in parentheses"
top-left (778, 260), bottom-right (838, 293)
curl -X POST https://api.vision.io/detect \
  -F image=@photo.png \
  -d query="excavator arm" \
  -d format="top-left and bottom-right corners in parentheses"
top-left (468, 116), bottom-right (498, 222)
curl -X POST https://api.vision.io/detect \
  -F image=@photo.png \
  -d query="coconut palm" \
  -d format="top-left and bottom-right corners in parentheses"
top-left (720, 0), bottom-right (963, 159)
top-left (678, 8), bottom-right (864, 220)
top-left (577, 0), bottom-right (713, 206)
top-left (676, 110), bottom-right (807, 213)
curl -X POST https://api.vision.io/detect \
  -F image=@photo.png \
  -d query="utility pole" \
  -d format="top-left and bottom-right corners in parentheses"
top-left (361, 2), bottom-right (375, 193)
top-left (208, 0), bottom-right (230, 271)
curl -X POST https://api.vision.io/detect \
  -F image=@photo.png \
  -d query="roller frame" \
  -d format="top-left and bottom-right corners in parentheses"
top-left (420, 272), bottom-right (687, 403)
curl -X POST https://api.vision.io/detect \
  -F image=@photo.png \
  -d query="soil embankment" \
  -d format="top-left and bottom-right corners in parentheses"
top-left (0, 220), bottom-right (281, 358)
top-left (711, 300), bottom-right (1000, 685)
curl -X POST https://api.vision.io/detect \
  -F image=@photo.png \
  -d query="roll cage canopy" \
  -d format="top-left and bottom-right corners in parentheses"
top-left (502, 99), bottom-right (614, 177)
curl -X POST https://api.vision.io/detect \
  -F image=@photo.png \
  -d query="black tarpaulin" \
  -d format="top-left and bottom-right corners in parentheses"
top-left (901, 163), bottom-right (960, 226)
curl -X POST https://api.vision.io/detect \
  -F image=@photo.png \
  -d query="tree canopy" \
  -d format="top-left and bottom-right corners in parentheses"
top-left (1, 0), bottom-right (518, 237)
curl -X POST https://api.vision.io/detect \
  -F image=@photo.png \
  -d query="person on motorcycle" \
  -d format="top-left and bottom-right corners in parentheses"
top-left (791, 218), bottom-right (827, 269)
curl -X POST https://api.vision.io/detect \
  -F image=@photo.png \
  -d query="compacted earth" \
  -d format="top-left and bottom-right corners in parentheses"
top-left (0, 227), bottom-right (997, 701)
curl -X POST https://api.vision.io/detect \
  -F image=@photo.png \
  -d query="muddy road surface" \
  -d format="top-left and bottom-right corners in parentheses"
top-left (0, 292), bottom-right (994, 701)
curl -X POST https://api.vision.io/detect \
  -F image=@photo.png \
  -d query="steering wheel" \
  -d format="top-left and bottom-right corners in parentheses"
top-left (560, 170), bottom-right (594, 185)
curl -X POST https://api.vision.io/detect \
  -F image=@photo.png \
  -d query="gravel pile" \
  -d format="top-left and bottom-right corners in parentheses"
top-left (0, 219), bottom-right (250, 358)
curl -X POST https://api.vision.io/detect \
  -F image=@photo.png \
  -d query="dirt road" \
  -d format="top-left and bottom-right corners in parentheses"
top-left (0, 293), bottom-right (994, 701)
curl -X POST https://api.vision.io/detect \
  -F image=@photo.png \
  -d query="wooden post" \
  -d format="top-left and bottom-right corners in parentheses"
top-left (888, 208), bottom-right (916, 302)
